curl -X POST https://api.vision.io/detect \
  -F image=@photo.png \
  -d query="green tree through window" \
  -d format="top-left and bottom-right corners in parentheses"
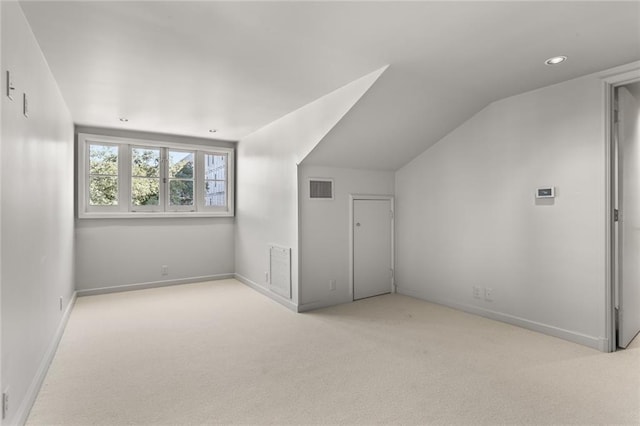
top-left (131, 148), bottom-right (160, 206)
top-left (89, 144), bottom-right (118, 206)
top-left (168, 151), bottom-right (194, 206)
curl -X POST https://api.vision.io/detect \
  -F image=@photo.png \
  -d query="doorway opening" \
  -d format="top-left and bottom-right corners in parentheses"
top-left (613, 81), bottom-right (640, 349)
top-left (607, 72), bottom-right (640, 351)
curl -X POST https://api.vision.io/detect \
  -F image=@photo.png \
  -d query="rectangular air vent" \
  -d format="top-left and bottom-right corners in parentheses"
top-left (309, 178), bottom-right (333, 200)
top-left (269, 245), bottom-right (291, 299)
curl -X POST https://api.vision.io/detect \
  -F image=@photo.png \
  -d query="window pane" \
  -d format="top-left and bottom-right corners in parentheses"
top-left (89, 176), bottom-right (118, 206)
top-left (132, 148), bottom-right (160, 178)
top-left (205, 154), bottom-right (226, 181)
top-left (205, 180), bottom-right (226, 207)
top-left (169, 151), bottom-right (194, 179)
top-left (169, 180), bottom-right (194, 206)
top-left (132, 177), bottom-right (160, 206)
top-left (89, 144), bottom-right (118, 176)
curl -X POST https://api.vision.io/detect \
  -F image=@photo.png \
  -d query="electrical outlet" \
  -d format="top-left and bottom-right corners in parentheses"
top-left (329, 279), bottom-right (336, 291)
top-left (2, 390), bottom-right (8, 420)
top-left (59, 296), bottom-right (63, 311)
top-left (484, 288), bottom-right (493, 302)
top-left (161, 265), bottom-right (168, 276)
top-left (473, 286), bottom-right (482, 299)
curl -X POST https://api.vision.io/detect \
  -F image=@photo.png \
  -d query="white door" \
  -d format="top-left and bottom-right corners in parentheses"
top-left (353, 199), bottom-right (393, 300)
top-left (617, 85), bottom-right (640, 348)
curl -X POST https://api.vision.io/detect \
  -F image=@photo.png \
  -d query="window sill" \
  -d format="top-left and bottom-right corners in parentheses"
top-left (78, 211), bottom-right (234, 219)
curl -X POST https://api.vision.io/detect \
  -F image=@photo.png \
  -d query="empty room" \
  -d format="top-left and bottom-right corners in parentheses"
top-left (1, 1), bottom-right (640, 425)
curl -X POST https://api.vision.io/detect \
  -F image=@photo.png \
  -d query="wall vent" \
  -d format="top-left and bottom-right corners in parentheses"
top-left (309, 178), bottom-right (334, 200)
top-left (269, 245), bottom-right (291, 299)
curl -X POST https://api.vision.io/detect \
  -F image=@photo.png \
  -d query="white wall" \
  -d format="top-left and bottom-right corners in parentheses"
top-left (395, 74), bottom-right (607, 349)
top-left (75, 217), bottom-right (235, 293)
top-left (235, 67), bottom-right (386, 309)
top-left (0, 3), bottom-right (4, 422)
top-left (298, 165), bottom-right (394, 310)
top-left (234, 131), bottom-right (301, 308)
top-left (74, 127), bottom-right (236, 294)
top-left (1, 3), bottom-right (75, 424)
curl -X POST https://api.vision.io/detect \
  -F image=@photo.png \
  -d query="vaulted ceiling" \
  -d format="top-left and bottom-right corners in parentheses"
top-left (20, 1), bottom-right (640, 170)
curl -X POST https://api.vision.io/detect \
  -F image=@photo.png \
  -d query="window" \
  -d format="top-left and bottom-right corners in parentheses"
top-left (88, 143), bottom-right (119, 206)
top-left (78, 134), bottom-right (234, 218)
top-left (168, 150), bottom-right (195, 208)
top-left (205, 153), bottom-right (227, 207)
top-left (131, 146), bottom-right (161, 210)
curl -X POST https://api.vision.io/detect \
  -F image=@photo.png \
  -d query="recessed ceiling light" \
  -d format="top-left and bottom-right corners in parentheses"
top-left (209, 129), bottom-right (217, 133)
top-left (119, 118), bottom-right (129, 122)
top-left (545, 56), bottom-right (567, 66)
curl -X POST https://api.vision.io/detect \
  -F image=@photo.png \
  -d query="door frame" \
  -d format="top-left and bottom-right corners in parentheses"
top-left (602, 62), bottom-right (640, 352)
top-left (349, 194), bottom-right (395, 300)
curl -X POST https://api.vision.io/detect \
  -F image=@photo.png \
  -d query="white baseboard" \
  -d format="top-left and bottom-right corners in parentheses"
top-left (76, 274), bottom-right (235, 297)
top-left (397, 286), bottom-right (607, 351)
top-left (234, 273), bottom-right (298, 312)
top-left (598, 338), bottom-right (610, 352)
top-left (15, 291), bottom-right (77, 426)
top-left (298, 298), bottom-right (351, 312)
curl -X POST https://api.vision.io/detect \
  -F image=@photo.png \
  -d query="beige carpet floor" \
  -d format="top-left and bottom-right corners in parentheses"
top-left (27, 279), bottom-right (639, 425)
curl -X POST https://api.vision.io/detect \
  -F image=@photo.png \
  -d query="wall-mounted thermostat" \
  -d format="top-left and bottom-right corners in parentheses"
top-left (536, 187), bottom-right (555, 198)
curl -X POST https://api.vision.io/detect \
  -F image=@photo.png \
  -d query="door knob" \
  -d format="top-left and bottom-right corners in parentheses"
top-left (356, 222), bottom-right (361, 227)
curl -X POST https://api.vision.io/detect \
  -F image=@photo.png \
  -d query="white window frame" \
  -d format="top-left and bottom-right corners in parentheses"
top-left (78, 133), bottom-right (234, 219)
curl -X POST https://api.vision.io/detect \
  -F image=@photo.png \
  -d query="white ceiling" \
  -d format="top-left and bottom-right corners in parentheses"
top-left (19, 1), bottom-right (640, 170)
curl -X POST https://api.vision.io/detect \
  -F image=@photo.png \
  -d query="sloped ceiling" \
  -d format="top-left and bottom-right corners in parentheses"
top-left (627, 81), bottom-right (640, 100)
top-left (19, 1), bottom-right (640, 170)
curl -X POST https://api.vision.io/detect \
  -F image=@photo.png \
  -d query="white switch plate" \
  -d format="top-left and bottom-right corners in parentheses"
top-left (6, 71), bottom-right (15, 100)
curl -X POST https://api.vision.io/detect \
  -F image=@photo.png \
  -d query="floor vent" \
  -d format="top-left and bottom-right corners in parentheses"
top-left (309, 178), bottom-right (333, 200)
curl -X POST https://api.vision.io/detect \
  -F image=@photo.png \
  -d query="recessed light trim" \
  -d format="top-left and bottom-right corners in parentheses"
top-left (119, 118), bottom-right (129, 122)
top-left (545, 56), bottom-right (567, 66)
